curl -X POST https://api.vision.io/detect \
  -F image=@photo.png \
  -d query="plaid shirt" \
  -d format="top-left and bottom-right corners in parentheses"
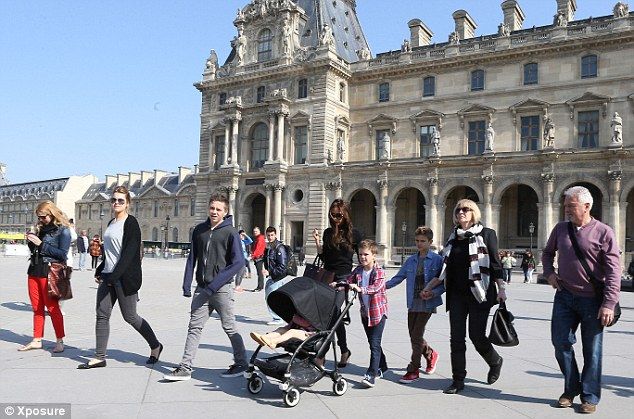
top-left (347, 264), bottom-right (388, 327)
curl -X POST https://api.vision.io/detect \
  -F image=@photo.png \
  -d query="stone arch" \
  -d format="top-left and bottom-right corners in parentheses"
top-left (391, 187), bottom-right (427, 244)
top-left (240, 191), bottom-right (266, 232)
top-left (553, 175), bottom-right (608, 200)
top-left (349, 188), bottom-right (377, 240)
top-left (437, 180), bottom-right (482, 205)
top-left (497, 183), bottom-right (540, 250)
top-left (492, 177), bottom-right (543, 204)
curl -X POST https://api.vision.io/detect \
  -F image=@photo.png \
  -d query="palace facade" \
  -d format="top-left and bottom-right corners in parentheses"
top-left (195, 0), bottom-right (633, 264)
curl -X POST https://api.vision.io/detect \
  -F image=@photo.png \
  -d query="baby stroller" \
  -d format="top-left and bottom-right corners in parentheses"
top-left (245, 276), bottom-right (356, 407)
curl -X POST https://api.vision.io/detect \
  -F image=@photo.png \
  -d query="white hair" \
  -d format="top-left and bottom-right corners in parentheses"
top-left (564, 186), bottom-right (593, 209)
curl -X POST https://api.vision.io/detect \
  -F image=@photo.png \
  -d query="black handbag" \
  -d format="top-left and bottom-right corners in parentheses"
top-left (489, 301), bottom-right (519, 347)
top-left (303, 255), bottom-right (335, 284)
top-left (567, 222), bottom-right (621, 327)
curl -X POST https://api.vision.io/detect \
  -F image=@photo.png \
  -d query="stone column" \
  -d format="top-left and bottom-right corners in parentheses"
top-left (608, 170), bottom-right (622, 247)
top-left (227, 187), bottom-right (238, 217)
top-left (230, 118), bottom-right (240, 167)
top-left (540, 173), bottom-right (556, 249)
top-left (223, 122), bottom-right (230, 166)
top-left (427, 176), bottom-right (439, 238)
top-left (264, 184), bottom-right (273, 228)
top-left (481, 174), bottom-right (494, 230)
top-left (377, 179), bottom-right (389, 248)
top-left (273, 183), bottom-right (284, 232)
top-left (277, 112), bottom-right (286, 162)
top-left (267, 114), bottom-right (276, 163)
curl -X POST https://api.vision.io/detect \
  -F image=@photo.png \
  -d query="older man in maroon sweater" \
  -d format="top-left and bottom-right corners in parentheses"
top-left (542, 186), bottom-right (621, 414)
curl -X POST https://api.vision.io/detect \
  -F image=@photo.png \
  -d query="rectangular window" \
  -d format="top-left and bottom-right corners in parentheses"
top-left (423, 76), bottom-right (435, 97)
top-left (468, 120), bottom-right (486, 155)
top-left (376, 129), bottom-right (390, 160)
top-left (256, 86), bottom-right (266, 103)
top-left (294, 126), bottom-right (308, 164)
top-left (520, 115), bottom-right (540, 151)
top-left (581, 55), bottom-right (598, 79)
top-left (523, 63), bottom-right (538, 85)
top-left (88, 204), bottom-right (92, 220)
top-left (298, 79), bottom-right (308, 99)
top-left (190, 197), bottom-right (195, 216)
top-left (578, 110), bottom-right (599, 148)
top-left (219, 93), bottom-right (227, 105)
top-left (419, 125), bottom-right (436, 157)
top-left (471, 70), bottom-right (485, 91)
top-left (174, 199), bottom-right (179, 217)
top-left (214, 135), bottom-right (225, 169)
top-left (378, 83), bottom-right (390, 102)
top-left (134, 202), bottom-right (139, 217)
top-left (153, 200), bottom-right (158, 218)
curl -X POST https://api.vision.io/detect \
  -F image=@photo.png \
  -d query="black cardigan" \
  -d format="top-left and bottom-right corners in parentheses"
top-left (96, 215), bottom-right (142, 296)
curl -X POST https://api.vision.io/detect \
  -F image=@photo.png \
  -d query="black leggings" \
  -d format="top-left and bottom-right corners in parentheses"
top-left (91, 256), bottom-right (100, 269)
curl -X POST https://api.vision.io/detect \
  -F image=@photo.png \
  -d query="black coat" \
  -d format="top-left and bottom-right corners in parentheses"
top-left (96, 215), bottom-right (142, 296)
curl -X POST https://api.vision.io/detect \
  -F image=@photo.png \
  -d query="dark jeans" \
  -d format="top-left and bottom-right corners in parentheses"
top-left (551, 288), bottom-right (603, 405)
top-left (503, 268), bottom-right (512, 283)
top-left (254, 258), bottom-right (265, 289)
top-left (362, 315), bottom-right (388, 377)
top-left (95, 275), bottom-right (159, 359)
top-left (334, 273), bottom-right (350, 354)
top-left (91, 256), bottom-right (100, 269)
top-left (448, 293), bottom-right (501, 382)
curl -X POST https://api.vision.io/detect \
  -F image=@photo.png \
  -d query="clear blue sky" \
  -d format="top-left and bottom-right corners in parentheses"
top-left (1, 1), bottom-right (611, 184)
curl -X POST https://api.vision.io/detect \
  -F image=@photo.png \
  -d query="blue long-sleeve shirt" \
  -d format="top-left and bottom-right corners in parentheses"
top-left (386, 251), bottom-right (444, 312)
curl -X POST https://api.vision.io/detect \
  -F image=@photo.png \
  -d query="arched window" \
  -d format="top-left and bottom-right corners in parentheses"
top-left (339, 82), bottom-right (346, 102)
top-left (251, 123), bottom-right (269, 170)
top-left (258, 29), bottom-right (273, 62)
top-left (298, 79), bottom-right (308, 99)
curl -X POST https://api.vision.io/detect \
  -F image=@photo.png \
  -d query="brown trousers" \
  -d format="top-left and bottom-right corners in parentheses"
top-left (407, 311), bottom-right (434, 372)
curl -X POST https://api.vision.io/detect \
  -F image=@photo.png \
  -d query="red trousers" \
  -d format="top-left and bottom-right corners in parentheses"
top-left (27, 276), bottom-right (65, 339)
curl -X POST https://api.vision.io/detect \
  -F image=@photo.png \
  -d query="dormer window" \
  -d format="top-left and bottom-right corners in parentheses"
top-left (258, 29), bottom-right (273, 62)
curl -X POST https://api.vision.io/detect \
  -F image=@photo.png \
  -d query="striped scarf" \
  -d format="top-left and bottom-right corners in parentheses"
top-left (439, 223), bottom-right (490, 303)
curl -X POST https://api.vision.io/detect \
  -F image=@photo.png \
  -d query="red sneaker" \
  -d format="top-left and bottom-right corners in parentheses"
top-left (425, 350), bottom-right (439, 375)
top-left (399, 370), bottom-right (419, 384)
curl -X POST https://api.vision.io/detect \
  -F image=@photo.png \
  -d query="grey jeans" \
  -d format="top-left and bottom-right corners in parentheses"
top-left (95, 277), bottom-right (160, 359)
top-left (179, 283), bottom-right (247, 370)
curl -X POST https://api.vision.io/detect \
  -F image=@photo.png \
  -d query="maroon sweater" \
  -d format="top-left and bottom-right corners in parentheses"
top-left (542, 219), bottom-right (620, 310)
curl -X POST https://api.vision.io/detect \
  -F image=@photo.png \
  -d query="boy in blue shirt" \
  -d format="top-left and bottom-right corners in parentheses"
top-left (386, 226), bottom-right (444, 384)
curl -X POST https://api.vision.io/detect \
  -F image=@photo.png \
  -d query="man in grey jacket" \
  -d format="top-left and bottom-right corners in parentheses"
top-left (164, 193), bottom-right (247, 381)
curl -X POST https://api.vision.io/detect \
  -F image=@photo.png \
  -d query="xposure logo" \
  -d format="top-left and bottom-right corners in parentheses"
top-left (1, 404), bottom-right (70, 418)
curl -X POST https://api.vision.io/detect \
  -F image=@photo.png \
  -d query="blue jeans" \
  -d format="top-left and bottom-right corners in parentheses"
top-left (551, 288), bottom-right (603, 405)
top-left (265, 277), bottom-right (285, 321)
top-left (78, 252), bottom-right (87, 270)
top-left (362, 315), bottom-right (388, 377)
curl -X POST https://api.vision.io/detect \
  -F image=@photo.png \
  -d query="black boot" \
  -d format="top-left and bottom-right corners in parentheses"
top-left (487, 357), bottom-right (503, 384)
top-left (443, 380), bottom-right (465, 394)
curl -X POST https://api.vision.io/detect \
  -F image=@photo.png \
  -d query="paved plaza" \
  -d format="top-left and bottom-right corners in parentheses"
top-left (0, 255), bottom-right (632, 418)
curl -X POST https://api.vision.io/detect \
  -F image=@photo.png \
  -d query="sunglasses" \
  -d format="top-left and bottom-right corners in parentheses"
top-left (330, 212), bottom-right (343, 220)
top-left (37, 215), bottom-right (49, 220)
top-left (110, 198), bottom-right (126, 205)
top-left (455, 207), bottom-right (473, 214)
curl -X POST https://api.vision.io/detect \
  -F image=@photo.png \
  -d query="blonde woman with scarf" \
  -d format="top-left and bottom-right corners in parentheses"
top-left (439, 199), bottom-right (506, 394)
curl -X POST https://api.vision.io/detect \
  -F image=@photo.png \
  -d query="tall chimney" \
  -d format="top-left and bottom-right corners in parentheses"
top-left (128, 172), bottom-right (141, 188)
top-left (116, 173), bottom-right (129, 187)
top-left (178, 166), bottom-right (192, 184)
top-left (153, 170), bottom-right (168, 185)
top-left (140, 170), bottom-right (153, 186)
top-left (408, 19), bottom-right (433, 47)
top-left (556, 0), bottom-right (577, 23)
top-left (501, 0), bottom-right (525, 31)
top-left (452, 10), bottom-right (477, 40)
top-left (104, 175), bottom-right (117, 190)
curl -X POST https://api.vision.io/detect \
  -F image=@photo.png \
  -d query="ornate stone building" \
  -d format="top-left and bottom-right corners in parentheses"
top-left (75, 167), bottom-right (198, 250)
top-left (194, 0), bottom-right (634, 265)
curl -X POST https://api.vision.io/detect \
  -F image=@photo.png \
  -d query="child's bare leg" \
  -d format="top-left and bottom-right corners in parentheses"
top-left (266, 329), bottom-right (309, 348)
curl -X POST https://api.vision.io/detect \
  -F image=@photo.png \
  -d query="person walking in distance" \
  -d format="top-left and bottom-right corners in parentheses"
top-left (251, 227), bottom-right (266, 292)
top-left (164, 193), bottom-right (248, 381)
top-left (77, 230), bottom-right (89, 271)
top-left (262, 226), bottom-right (288, 325)
top-left (89, 234), bottom-right (102, 270)
top-left (542, 186), bottom-right (621, 414)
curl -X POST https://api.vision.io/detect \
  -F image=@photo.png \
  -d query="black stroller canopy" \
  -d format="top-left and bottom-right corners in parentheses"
top-left (267, 276), bottom-right (340, 331)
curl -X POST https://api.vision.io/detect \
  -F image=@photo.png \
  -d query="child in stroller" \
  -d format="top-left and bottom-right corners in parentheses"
top-left (245, 275), bottom-right (356, 407)
top-left (250, 314), bottom-right (316, 349)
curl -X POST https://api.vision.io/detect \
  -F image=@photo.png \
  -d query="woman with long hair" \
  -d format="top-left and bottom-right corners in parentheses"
top-left (20, 201), bottom-right (71, 353)
top-left (78, 186), bottom-right (162, 369)
top-left (312, 198), bottom-right (363, 367)
top-left (440, 199), bottom-right (506, 394)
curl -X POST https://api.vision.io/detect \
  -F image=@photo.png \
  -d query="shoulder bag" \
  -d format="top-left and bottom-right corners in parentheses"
top-left (47, 262), bottom-right (73, 300)
top-left (303, 255), bottom-right (335, 284)
top-left (489, 301), bottom-right (519, 347)
top-left (567, 222), bottom-right (621, 327)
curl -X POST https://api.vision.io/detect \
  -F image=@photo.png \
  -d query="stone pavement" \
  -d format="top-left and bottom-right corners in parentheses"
top-left (0, 256), bottom-right (632, 419)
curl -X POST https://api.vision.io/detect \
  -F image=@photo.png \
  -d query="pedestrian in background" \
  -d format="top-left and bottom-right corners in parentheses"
top-left (89, 234), bottom-right (102, 270)
top-left (521, 250), bottom-right (536, 283)
top-left (77, 229), bottom-right (89, 271)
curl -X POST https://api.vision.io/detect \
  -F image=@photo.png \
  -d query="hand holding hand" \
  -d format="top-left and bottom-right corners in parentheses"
top-left (420, 290), bottom-right (433, 300)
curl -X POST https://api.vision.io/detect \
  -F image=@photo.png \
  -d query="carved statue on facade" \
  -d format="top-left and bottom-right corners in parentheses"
top-left (225, 96), bottom-right (242, 106)
top-left (356, 48), bottom-right (371, 61)
top-left (498, 22), bottom-right (510, 37)
top-left (337, 135), bottom-right (346, 161)
top-left (614, 2), bottom-right (629, 17)
top-left (235, 8), bottom-right (245, 21)
top-left (401, 39), bottom-right (411, 52)
top-left (380, 132), bottom-right (391, 160)
top-left (234, 27), bottom-right (247, 66)
top-left (554, 11), bottom-right (566, 27)
top-left (448, 31), bottom-right (459, 45)
top-left (204, 49), bottom-right (218, 80)
top-left (320, 24), bottom-right (334, 47)
top-left (272, 88), bottom-right (288, 98)
top-left (484, 122), bottom-right (495, 152)
top-left (432, 128), bottom-right (441, 156)
top-left (281, 17), bottom-right (293, 56)
top-left (543, 116), bottom-right (555, 148)
top-left (611, 112), bottom-right (623, 144)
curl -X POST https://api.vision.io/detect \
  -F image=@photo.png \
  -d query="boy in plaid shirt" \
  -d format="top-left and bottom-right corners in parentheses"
top-left (335, 239), bottom-right (388, 388)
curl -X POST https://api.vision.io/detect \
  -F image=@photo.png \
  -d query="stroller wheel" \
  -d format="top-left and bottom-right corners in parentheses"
top-left (333, 377), bottom-right (348, 396)
top-left (247, 374), bottom-right (264, 395)
top-left (283, 387), bottom-right (301, 407)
